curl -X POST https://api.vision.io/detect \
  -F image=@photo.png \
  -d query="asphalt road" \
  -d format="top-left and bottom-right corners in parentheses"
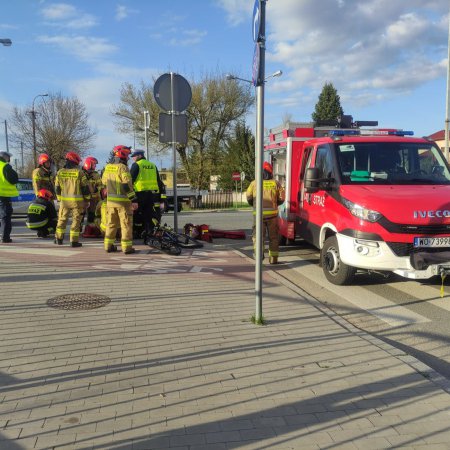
top-left (10, 209), bottom-right (450, 381)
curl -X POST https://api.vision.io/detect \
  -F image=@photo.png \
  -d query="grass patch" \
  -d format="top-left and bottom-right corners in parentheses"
top-left (250, 314), bottom-right (266, 325)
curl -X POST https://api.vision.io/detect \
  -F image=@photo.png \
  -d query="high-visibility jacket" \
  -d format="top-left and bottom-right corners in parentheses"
top-left (0, 161), bottom-right (19, 197)
top-left (32, 167), bottom-right (55, 196)
top-left (26, 197), bottom-right (57, 229)
top-left (246, 178), bottom-right (285, 219)
top-left (102, 163), bottom-right (135, 207)
top-left (84, 170), bottom-right (102, 200)
top-left (133, 159), bottom-right (159, 192)
top-left (55, 167), bottom-right (91, 208)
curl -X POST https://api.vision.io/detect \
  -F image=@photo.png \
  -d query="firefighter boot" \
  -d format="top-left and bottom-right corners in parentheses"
top-left (106, 245), bottom-right (118, 253)
top-left (269, 256), bottom-right (278, 265)
top-left (124, 248), bottom-right (136, 255)
top-left (54, 238), bottom-right (63, 245)
top-left (70, 242), bottom-right (83, 248)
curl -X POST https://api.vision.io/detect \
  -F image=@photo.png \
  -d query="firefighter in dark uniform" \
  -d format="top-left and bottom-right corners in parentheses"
top-left (102, 145), bottom-right (136, 254)
top-left (54, 152), bottom-right (91, 247)
top-left (130, 150), bottom-right (164, 238)
top-left (246, 161), bottom-right (285, 264)
top-left (0, 151), bottom-right (19, 243)
top-left (26, 189), bottom-right (57, 237)
top-left (32, 153), bottom-right (55, 196)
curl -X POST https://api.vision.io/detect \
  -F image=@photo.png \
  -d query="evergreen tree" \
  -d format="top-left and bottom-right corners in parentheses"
top-left (216, 121), bottom-right (255, 190)
top-left (311, 82), bottom-right (344, 124)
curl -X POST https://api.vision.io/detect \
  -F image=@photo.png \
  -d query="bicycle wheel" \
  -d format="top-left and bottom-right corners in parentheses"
top-left (172, 232), bottom-right (204, 249)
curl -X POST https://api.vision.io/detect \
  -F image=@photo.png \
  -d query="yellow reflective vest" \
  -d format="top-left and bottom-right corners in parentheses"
top-left (32, 167), bottom-right (55, 196)
top-left (0, 161), bottom-right (19, 197)
top-left (246, 178), bottom-right (285, 219)
top-left (102, 163), bottom-right (135, 207)
top-left (133, 159), bottom-right (159, 192)
top-left (55, 167), bottom-right (90, 208)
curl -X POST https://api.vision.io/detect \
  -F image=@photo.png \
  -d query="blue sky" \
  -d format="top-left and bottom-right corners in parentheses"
top-left (0, 0), bottom-right (449, 168)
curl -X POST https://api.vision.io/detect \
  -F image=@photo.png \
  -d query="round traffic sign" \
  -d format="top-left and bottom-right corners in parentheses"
top-left (154, 73), bottom-right (192, 112)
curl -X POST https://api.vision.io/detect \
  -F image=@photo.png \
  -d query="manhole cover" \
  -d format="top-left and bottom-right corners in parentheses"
top-left (47, 293), bottom-right (111, 310)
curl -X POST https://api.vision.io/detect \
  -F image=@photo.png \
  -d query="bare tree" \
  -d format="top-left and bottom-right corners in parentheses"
top-left (9, 92), bottom-right (96, 171)
top-left (113, 72), bottom-right (254, 190)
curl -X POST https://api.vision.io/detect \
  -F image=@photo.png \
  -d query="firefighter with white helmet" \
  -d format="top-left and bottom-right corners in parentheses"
top-left (246, 161), bottom-right (285, 264)
top-left (32, 153), bottom-right (55, 196)
top-left (54, 152), bottom-right (91, 247)
top-left (101, 145), bottom-right (136, 254)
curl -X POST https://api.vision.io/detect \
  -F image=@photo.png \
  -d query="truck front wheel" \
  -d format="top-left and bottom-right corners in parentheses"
top-left (321, 236), bottom-right (356, 285)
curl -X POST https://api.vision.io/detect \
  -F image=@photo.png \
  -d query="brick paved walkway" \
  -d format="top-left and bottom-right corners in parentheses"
top-left (1, 237), bottom-right (450, 449)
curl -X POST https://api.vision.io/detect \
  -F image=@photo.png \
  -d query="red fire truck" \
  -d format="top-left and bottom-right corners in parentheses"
top-left (265, 116), bottom-right (450, 285)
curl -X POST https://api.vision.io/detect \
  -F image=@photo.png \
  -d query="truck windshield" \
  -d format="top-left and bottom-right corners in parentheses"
top-left (336, 142), bottom-right (450, 185)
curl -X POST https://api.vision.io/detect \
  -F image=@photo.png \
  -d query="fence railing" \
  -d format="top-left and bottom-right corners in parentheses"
top-left (200, 190), bottom-right (233, 209)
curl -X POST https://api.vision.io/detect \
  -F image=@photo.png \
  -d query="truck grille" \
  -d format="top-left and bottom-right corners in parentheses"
top-left (399, 224), bottom-right (450, 234)
top-left (386, 242), bottom-right (450, 257)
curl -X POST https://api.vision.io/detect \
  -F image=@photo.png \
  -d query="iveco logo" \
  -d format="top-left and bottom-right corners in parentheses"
top-left (414, 210), bottom-right (450, 218)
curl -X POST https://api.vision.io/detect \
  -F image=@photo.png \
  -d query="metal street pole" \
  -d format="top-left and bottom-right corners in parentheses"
top-left (170, 72), bottom-right (179, 233)
top-left (2, 120), bottom-right (8, 153)
top-left (254, 0), bottom-right (266, 323)
top-left (31, 93), bottom-right (48, 166)
top-left (445, 5), bottom-right (450, 161)
top-left (144, 110), bottom-right (150, 160)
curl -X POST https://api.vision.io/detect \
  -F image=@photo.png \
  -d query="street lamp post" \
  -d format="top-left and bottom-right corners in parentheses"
top-left (3, 120), bottom-right (9, 153)
top-left (31, 93), bottom-right (48, 166)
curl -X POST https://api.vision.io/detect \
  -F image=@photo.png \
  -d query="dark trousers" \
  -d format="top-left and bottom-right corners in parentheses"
top-left (0, 197), bottom-right (13, 241)
top-left (136, 191), bottom-right (155, 235)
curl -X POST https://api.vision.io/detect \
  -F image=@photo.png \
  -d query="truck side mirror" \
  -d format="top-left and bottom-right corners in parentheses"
top-left (305, 167), bottom-right (320, 193)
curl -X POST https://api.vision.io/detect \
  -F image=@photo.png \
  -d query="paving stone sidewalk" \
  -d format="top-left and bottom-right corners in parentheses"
top-left (0, 238), bottom-right (450, 449)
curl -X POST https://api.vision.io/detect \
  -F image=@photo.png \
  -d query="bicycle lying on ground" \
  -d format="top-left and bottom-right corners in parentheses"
top-left (144, 223), bottom-right (204, 255)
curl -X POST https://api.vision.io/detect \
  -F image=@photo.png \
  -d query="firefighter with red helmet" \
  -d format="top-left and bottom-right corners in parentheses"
top-left (26, 189), bottom-right (57, 238)
top-left (246, 161), bottom-right (285, 264)
top-left (81, 156), bottom-right (103, 236)
top-left (54, 152), bottom-right (91, 247)
top-left (32, 153), bottom-right (55, 196)
top-left (101, 145), bottom-right (136, 254)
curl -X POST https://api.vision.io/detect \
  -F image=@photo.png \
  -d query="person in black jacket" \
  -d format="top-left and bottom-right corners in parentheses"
top-left (0, 151), bottom-right (19, 243)
top-left (26, 189), bottom-right (57, 237)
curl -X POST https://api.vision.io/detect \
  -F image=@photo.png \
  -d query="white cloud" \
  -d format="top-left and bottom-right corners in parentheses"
top-left (265, 0), bottom-right (449, 108)
top-left (169, 29), bottom-right (207, 46)
top-left (215, 0), bottom-right (252, 26)
top-left (37, 35), bottom-right (117, 62)
top-left (115, 5), bottom-right (138, 21)
top-left (40, 3), bottom-right (97, 29)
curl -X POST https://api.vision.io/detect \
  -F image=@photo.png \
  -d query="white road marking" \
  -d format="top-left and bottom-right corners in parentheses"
top-left (283, 256), bottom-right (430, 327)
top-left (388, 280), bottom-right (450, 312)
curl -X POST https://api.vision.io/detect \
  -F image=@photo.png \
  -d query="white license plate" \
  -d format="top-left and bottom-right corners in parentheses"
top-left (414, 236), bottom-right (450, 248)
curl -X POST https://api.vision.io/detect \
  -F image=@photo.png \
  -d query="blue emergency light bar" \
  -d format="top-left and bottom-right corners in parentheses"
top-left (329, 129), bottom-right (414, 137)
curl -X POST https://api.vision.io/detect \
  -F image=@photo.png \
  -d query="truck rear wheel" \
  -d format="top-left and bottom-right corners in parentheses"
top-left (321, 236), bottom-right (356, 285)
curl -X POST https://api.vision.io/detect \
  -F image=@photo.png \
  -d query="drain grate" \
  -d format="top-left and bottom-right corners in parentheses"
top-left (47, 293), bottom-right (111, 310)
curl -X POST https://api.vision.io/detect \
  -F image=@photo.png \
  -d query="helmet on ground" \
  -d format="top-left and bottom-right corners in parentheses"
top-left (83, 156), bottom-right (97, 171)
top-left (263, 161), bottom-right (273, 174)
top-left (65, 152), bottom-right (81, 165)
top-left (38, 153), bottom-right (51, 166)
top-left (113, 145), bottom-right (131, 156)
top-left (37, 189), bottom-right (53, 201)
